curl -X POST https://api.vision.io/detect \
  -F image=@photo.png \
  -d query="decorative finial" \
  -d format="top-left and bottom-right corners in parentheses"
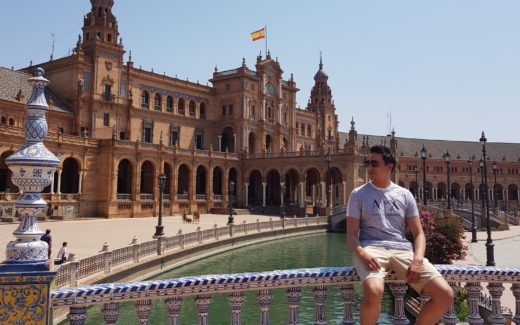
top-left (319, 51), bottom-right (323, 70)
top-left (242, 57), bottom-right (246, 67)
top-left (214, 66), bottom-right (218, 72)
top-left (128, 50), bottom-right (132, 62)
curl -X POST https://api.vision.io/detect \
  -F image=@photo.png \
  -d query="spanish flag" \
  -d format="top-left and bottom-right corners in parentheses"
top-left (251, 28), bottom-right (265, 41)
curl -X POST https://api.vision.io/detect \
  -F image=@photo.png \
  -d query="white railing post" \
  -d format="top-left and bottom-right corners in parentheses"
top-left (269, 218), bottom-right (273, 230)
top-left (178, 229), bottom-right (185, 249)
top-left (156, 236), bottom-right (165, 255)
top-left (102, 302), bottom-right (120, 324)
top-left (228, 291), bottom-right (245, 325)
top-left (132, 242), bottom-right (140, 263)
top-left (195, 294), bottom-right (213, 325)
top-left (312, 285), bottom-right (328, 325)
top-left (103, 251), bottom-right (111, 274)
top-left (257, 219), bottom-right (261, 232)
top-left (465, 282), bottom-right (484, 325)
top-left (286, 287), bottom-right (302, 325)
top-left (68, 306), bottom-right (87, 325)
top-left (511, 283), bottom-right (520, 324)
top-left (135, 299), bottom-right (152, 324)
top-left (214, 224), bottom-right (219, 240)
top-left (487, 282), bottom-right (506, 324)
top-left (164, 296), bottom-right (182, 325)
top-left (243, 220), bottom-right (248, 234)
top-left (257, 289), bottom-right (273, 325)
top-left (389, 283), bottom-right (410, 325)
top-left (197, 227), bottom-right (203, 244)
top-left (70, 260), bottom-right (79, 287)
top-left (442, 281), bottom-right (458, 324)
top-left (339, 284), bottom-right (355, 325)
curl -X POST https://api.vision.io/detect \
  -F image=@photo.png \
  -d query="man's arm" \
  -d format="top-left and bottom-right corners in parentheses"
top-left (406, 215), bottom-right (426, 283)
top-left (347, 217), bottom-right (381, 270)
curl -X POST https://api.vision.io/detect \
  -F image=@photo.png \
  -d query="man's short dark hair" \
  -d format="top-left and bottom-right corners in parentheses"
top-left (370, 145), bottom-right (396, 171)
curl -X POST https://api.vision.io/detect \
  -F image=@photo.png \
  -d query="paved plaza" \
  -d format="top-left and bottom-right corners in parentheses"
top-left (0, 213), bottom-right (278, 261)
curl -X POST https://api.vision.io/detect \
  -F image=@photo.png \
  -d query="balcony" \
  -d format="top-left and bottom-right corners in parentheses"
top-left (102, 93), bottom-right (116, 102)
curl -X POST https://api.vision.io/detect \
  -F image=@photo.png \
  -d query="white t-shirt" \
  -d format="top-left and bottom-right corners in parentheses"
top-left (57, 246), bottom-right (67, 260)
top-left (347, 182), bottom-right (419, 250)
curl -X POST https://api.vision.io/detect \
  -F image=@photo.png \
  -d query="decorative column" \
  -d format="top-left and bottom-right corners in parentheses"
top-left (487, 282), bottom-right (505, 324)
top-left (0, 68), bottom-right (60, 325)
top-left (164, 296), bottom-right (182, 325)
top-left (389, 283), bottom-right (410, 325)
top-left (244, 182), bottom-right (249, 207)
top-left (195, 294), bottom-right (213, 325)
top-left (300, 182), bottom-right (305, 208)
top-left (511, 283), bottom-right (520, 325)
top-left (102, 303), bottom-right (120, 324)
top-left (441, 282), bottom-right (458, 324)
top-left (57, 170), bottom-right (62, 194)
top-left (78, 171), bottom-right (83, 194)
top-left (135, 299), bottom-right (152, 325)
top-left (228, 291), bottom-right (245, 325)
top-left (218, 135), bottom-right (222, 152)
top-left (286, 287), bottom-right (302, 325)
top-left (257, 289), bottom-right (273, 325)
top-left (465, 282), bottom-right (484, 324)
top-left (313, 285), bottom-right (328, 325)
top-left (339, 284), bottom-right (355, 325)
top-left (262, 182), bottom-right (267, 207)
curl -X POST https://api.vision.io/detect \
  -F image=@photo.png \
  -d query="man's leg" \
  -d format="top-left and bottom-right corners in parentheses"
top-left (361, 277), bottom-right (385, 325)
top-left (415, 277), bottom-right (454, 325)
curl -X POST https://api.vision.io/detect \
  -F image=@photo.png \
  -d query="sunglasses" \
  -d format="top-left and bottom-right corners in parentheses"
top-left (364, 160), bottom-right (382, 167)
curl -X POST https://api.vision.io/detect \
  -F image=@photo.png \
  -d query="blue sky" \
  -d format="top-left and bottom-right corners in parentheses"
top-left (1, 1), bottom-right (519, 143)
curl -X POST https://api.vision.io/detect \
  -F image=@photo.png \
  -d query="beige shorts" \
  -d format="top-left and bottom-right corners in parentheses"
top-left (353, 245), bottom-right (442, 293)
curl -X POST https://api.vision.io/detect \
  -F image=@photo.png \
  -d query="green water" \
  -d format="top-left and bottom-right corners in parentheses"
top-left (83, 233), bottom-right (394, 324)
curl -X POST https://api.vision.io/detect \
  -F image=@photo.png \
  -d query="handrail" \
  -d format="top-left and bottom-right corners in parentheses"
top-left (51, 265), bottom-right (520, 324)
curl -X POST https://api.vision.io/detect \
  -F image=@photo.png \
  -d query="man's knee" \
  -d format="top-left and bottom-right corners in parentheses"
top-left (363, 278), bottom-right (385, 302)
top-left (423, 277), bottom-right (454, 306)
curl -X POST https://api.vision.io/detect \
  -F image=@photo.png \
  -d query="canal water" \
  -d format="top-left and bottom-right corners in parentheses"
top-left (82, 232), bottom-right (394, 324)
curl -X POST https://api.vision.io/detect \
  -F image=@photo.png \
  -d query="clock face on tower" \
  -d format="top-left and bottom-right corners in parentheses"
top-left (265, 82), bottom-right (276, 97)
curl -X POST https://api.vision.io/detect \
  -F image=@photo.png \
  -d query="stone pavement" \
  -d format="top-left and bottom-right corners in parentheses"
top-left (0, 213), bottom-right (279, 261)
top-left (455, 225), bottom-right (520, 312)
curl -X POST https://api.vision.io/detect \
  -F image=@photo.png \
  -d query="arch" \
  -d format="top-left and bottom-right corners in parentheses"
top-left (437, 182), bottom-right (447, 200)
top-left (266, 169), bottom-right (281, 205)
top-left (425, 181), bottom-right (433, 200)
top-left (228, 168), bottom-right (238, 200)
top-left (305, 168), bottom-right (321, 205)
top-left (195, 165), bottom-right (207, 195)
top-left (0, 151), bottom-right (17, 193)
top-left (140, 161), bottom-right (155, 195)
top-left (248, 170), bottom-right (263, 206)
top-left (508, 184), bottom-right (518, 201)
top-left (8, 118), bottom-right (15, 126)
top-left (465, 183), bottom-right (474, 200)
top-left (212, 167), bottom-right (223, 195)
top-left (189, 100), bottom-right (196, 117)
top-left (117, 159), bottom-right (132, 194)
top-left (0, 117), bottom-right (6, 125)
top-left (140, 90), bottom-right (150, 109)
top-left (163, 163), bottom-right (172, 195)
top-left (177, 164), bottom-right (190, 197)
top-left (494, 183), bottom-right (504, 201)
top-left (61, 157), bottom-right (80, 193)
top-left (451, 182), bottom-right (461, 200)
top-left (265, 134), bottom-right (272, 152)
top-left (199, 102), bottom-right (206, 119)
top-left (248, 132), bottom-right (256, 154)
top-left (409, 181), bottom-right (419, 199)
top-left (282, 168), bottom-right (300, 206)
top-left (221, 127), bottom-right (235, 153)
top-left (153, 93), bottom-right (162, 111)
top-left (178, 98), bottom-right (185, 116)
top-left (166, 96), bottom-right (173, 112)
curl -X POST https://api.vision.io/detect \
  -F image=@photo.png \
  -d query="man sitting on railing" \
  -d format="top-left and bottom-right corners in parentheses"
top-left (346, 145), bottom-right (454, 325)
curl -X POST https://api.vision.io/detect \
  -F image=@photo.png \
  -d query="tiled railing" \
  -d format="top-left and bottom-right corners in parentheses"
top-left (52, 265), bottom-right (520, 325)
top-left (54, 217), bottom-right (328, 288)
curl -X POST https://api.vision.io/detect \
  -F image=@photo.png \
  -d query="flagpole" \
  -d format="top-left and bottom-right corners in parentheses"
top-left (265, 25), bottom-right (268, 57)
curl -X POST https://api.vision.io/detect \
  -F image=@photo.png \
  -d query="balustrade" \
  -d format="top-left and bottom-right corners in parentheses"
top-left (52, 265), bottom-right (520, 325)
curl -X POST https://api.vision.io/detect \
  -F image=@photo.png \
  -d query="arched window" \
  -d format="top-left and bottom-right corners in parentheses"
top-left (200, 102), bottom-right (206, 119)
top-left (166, 96), bottom-right (173, 112)
top-left (300, 124), bottom-right (305, 136)
top-left (189, 100), bottom-right (196, 117)
top-left (307, 125), bottom-right (312, 137)
top-left (178, 98), bottom-right (185, 116)
top-left (153, 93), bottom-right (162, 111)
top-left (140, 91), bottom-right (149, 109)
top-left (8, 118), bottom-right (14, 126)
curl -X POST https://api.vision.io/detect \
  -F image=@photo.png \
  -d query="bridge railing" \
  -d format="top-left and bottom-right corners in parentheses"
top-left (54, 216), bottom-right (328, 288)
top-left (51, 265), bottom-right (520, 325)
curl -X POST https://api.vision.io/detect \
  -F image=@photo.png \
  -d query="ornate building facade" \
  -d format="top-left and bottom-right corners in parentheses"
top-left (0, 0), bottom-right (519, 219)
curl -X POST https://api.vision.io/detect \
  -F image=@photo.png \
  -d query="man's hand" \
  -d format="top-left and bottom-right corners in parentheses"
top-left (359, 251), bottom-right (381, 271)
top-left (406, 257), bottom-right (424, 283)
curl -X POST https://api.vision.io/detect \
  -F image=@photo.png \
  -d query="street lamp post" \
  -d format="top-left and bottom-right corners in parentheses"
top-left (281, 183), bottom-right (286, 225)
top-left (493, 161), bottom-right (498, 209)
top-left (468, 158), bottom-right (477, 242)
top-left (227, 180), bottom-right (235, 225)
top-left (413, 165), bottom-right (419, 200)
top-left (480, 131), bottom-right (495, 266)
top-left (420, 145), bottom-right (428, 205)
top-left (325, 148), bottom-right (332, 209)
top-left (444, 150), bottom-right (452, 210)
top-left (154, 173), bottom-right (167, 237)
